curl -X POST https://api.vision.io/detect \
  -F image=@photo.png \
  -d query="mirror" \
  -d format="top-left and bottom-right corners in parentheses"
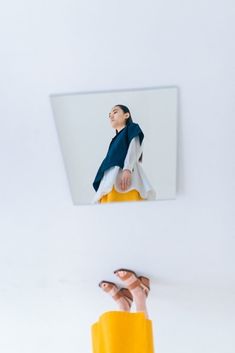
top-left (50, 86), bottom-right (178, 205)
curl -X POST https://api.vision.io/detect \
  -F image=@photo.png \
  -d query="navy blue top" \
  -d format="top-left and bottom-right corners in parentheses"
top-left (93, 122), bottom-right (144, 191)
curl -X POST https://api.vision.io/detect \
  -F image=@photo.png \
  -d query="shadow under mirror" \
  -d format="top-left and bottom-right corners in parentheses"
top-left (50, 86), bottom-right (178, 205)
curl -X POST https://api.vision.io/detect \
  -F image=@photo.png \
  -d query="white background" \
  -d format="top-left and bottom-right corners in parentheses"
top-left (0, 1), bottom-right (234, 353)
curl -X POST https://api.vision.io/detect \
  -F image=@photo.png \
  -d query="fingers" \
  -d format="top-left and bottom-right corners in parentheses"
top-left (121, 178), bottom-right (127, 191)
top-left (120, 178), bottom-right (125, 191)
top-left (120, 172), bottom-right (131, 191)
top-left (120, 177), bottom-right (125, 191)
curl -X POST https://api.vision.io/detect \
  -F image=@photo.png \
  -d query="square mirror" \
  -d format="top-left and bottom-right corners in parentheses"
top-left (50, 86), bottom-right (178, 205)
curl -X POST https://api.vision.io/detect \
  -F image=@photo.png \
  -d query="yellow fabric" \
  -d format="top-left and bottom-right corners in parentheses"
top-left (91, 311), bottom-right (154, 353)
top-left (99, 187), bottom-right (144, 203)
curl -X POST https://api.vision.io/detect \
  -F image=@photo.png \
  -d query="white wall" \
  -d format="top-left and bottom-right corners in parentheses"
top-left (0, 1), bottom-right (234, 353)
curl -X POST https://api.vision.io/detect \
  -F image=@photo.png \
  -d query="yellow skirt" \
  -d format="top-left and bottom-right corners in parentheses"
top-left (99, 187), bottom-right (144, 203)
top-left (91, 311), bottom-right (154, 353)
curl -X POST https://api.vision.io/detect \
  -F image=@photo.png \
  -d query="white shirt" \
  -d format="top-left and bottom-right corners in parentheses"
top-left (92, 137), bottom-right (156, 203)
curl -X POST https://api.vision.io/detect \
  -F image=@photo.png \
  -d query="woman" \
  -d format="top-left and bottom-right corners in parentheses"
top-left (92, 105), bottom-right (156, 203)
top-left (91, 268), bottom-right (155, 353)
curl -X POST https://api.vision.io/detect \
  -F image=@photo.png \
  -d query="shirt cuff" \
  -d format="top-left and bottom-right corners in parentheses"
top-left (123, 165), bottom-right (133, 172)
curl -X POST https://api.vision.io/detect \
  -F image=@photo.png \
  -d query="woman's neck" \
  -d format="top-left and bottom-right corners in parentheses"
top-left (116, 125), bottom-right (126, 132)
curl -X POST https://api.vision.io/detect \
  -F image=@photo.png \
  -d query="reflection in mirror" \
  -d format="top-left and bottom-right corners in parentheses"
top-left (50, 86), bottom-right (178, 205)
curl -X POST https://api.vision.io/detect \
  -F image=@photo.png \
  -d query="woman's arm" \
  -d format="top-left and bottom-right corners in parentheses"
top-left (120, 136), bottom-right (143, 191)
top-left (124, 136), bottom-right (142, 171)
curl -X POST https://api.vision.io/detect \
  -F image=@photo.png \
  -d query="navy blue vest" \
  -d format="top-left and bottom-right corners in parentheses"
top-left (93, 122), bottom-right (144, 191)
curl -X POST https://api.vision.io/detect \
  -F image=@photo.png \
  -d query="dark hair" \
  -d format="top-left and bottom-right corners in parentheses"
top-left (114, 104), bottom-right (143, 163)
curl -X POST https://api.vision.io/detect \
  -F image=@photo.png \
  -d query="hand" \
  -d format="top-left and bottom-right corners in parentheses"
top-left (120, 169), bottom-right (132, 191)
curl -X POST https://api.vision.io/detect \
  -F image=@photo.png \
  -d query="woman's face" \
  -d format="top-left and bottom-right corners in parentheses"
top-left (109, 106), bottom-right (129, 131)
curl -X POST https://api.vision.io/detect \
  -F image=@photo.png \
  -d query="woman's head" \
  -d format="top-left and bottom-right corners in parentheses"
top-left (109, 104), bottom-right (143, 162)
top-left (109, 104), bottom-right (133, 132)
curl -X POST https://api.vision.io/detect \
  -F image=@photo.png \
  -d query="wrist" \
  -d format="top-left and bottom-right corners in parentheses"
top-left (123, 168), bottom-right (132, 173)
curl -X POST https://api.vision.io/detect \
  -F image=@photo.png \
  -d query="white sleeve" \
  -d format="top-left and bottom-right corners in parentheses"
top-left (123, 136), bottom-right (143, 172)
